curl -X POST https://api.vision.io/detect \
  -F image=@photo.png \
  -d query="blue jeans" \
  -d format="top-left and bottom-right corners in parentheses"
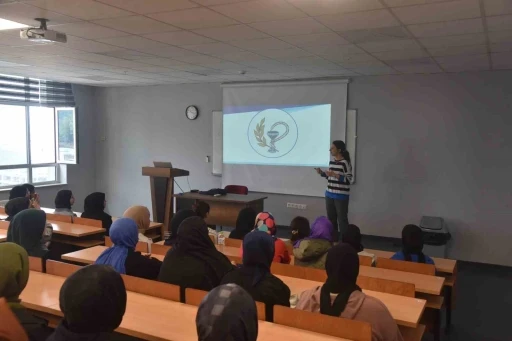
top-left (326, 196), bottom-right (349, 241)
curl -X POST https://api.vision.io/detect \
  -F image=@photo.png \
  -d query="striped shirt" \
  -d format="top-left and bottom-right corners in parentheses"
top-left (321, 159), bottom-right (353, 199)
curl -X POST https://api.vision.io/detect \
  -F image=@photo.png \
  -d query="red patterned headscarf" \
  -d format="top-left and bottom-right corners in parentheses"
top-left (253, 212), bottom-right (276, 236)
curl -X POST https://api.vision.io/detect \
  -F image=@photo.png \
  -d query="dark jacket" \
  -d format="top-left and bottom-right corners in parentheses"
top-left (46, 321), bottom-right (112, 341)
top-left (221, 269), bottom-right (290, 321)
top-left (124, 249), bottom-right (162, 280)
top-left (293, 239), bottom-right (332, 269)
top-left (11, 306), bottom-right (53, 341)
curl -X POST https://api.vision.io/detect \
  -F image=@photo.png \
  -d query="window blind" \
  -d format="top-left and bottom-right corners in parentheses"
top-left (0, 73), bottom-right (75, 106)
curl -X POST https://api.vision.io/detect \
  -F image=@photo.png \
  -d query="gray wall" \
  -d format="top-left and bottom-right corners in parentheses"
top-left (0, 84), bottom-right (97, 211)
top-left (94, 71), bottom-right (512, 266)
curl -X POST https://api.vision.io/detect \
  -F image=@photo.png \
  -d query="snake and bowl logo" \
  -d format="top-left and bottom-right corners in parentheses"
top-left (247, 108), bottom-right (298, 158)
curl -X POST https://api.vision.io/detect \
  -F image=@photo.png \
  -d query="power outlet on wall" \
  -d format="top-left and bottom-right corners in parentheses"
top-left (287, 203), bottom-right (307, 210)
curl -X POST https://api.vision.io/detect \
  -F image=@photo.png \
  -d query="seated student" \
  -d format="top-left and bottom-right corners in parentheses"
top-left (296, 243), bottom-right (404, 341)
top-left (193, 200), bottom-right (210, 219)
top-left (290, 216), bottom-right (311, 244)
top-left (243, 212), bottom-right (291, 264)
top-left (391, 224), bottom-right (435, 265)
top-left (53, 190), bottom-right (77, 216)
top-left (7, 209), bottom-right (52, 258)
top-left (0, 185), bottom-right (30, 207)
top-left (230, 207), bottom-right (257, 240)
top-left (158, 216), bottom-right (234, 291)
top-left (47, 264), bottom-right (127, 341)
top-left (95, 218), bottom-right (162, 280)
top-left (81, 192), bottom-right (113, 234)
top-left (221, 231), bottom-right (290, 321)
top-left (0, 243), bottom-right (53, 340)
top-left (4, 198), bottom-right (30, 221)
top-left (196, 283), bottom-right (258, 341)
top-left (294, 216), bottom-right (333, 269)
top-left (22, 183), bottom-right (40, 209)
top-left (342, 224), bottom-right (376, 265)
top-left (123, 205), bottom-right (153, 246)
top-left (163, 209), bottom-right (196, 245)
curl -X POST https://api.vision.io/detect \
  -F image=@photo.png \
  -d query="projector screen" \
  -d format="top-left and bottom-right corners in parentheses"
top-left (222, 79), bottom-right (348, 197)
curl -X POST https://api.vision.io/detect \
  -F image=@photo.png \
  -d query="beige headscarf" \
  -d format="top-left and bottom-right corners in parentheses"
top-left (123, 206), bottom-right (150, 233)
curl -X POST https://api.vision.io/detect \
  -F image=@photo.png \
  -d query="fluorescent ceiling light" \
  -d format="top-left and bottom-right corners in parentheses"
top-left (0, 18), bottom-right (29, 31)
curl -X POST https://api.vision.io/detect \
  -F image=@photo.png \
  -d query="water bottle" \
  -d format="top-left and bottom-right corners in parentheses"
top-left (218, 232), bottom-right (225, 246)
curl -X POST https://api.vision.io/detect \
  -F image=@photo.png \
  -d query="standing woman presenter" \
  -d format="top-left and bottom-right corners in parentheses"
top-left (315, 140), bottom-right (353, 241)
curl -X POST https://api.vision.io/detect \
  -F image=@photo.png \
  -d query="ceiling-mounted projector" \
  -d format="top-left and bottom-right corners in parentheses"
top-left (20, 18), bottom-right (67, 43)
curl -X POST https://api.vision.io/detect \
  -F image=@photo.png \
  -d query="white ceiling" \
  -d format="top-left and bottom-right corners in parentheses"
top-left (0, 0), bottom-right (511, 86)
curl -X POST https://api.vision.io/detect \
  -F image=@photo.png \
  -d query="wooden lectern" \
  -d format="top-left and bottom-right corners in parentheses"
top-left (142, 162), bottom-right (189, 238)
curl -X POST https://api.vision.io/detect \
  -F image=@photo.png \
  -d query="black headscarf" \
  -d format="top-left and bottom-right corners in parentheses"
top-left (172, 216), bottom-right (233, 285)
top-left (59, 264), bottom-right (126, 334)
top-left (4, 198), bottom-right (30, 221)
top-left (341, 224), bottom-right (364, 252)
top-left (402, 224), bottom-right (426, 263)
top-left (320, 243), bottom-right (361, 317)
top-left (193, 200), bottom-right (210, 219)
top-left (81, 192), bottom-right (112, 233)
top-left (164, 209), bottom-right (196, 245)
top-left (239, 231), bottom-right (274, 287)
top-left (230, 207), bottom-right (257, 240)
top-left (55, 190), bottom-right (73, 209)
top-left (7, 209), bottom-right (48, 258)
top-left (196, 283), bottom-right (258, 341)
top-left (290, 216), bottom-right (310, 243)
top-left (9, 186), bottom-right (28, 200)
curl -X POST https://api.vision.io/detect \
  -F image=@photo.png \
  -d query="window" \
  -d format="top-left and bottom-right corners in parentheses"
top-left (0, 104), bottom-right (77, 188)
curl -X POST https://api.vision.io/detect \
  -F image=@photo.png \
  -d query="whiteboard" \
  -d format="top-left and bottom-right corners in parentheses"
top-left (212, 110), bottom-right (222, 176)
top-left (346, 109), bottom-right (357, 183)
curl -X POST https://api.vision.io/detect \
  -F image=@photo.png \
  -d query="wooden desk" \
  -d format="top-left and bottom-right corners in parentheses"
top-left (277, 275), bottom-right (425, 328)
top-left (0, 220), bottom-right (8, 230)
top-left (21, 271), bottom-right (350, 341)
top-left (365, 248), bottom-right (456, 274)
top-left (0, 230), bottom-right (6, 242)
top-left (174, 192), bottom-right (267, 227)
top-left (50, 221), bottom-right (105, 237)
top-left (62, 246), bottom-right (165, 264)
top-left (360, 266), bottom-right (444, 295)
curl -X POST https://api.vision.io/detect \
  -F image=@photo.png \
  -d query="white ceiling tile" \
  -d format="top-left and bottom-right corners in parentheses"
top-left (491, 51), bottom-right (512, 68)
top-left (280, 33), bottom-right (351, 47)
top-left (383, 0), bottom-right (453, 7)
top-left (192, 0), bottom-right (251, 5)
top-left (127, 65), bottom-right (176, 73)
top-left (61, 36), bottom-right (122, 53)
top-left (136, 58), bottom-right (193, 67)
top-left (96, 36), bottom-right (172, 51)
top-left (392, 0), bottom-right (481, 25)
top-left (385, 57), bottom-right (435, 66)
top-left (487, 15), bottom-right (512, 31)
top-left (249, 73), bottom-right (291, 80)
top-left (99, 49), bottom-right (154, 60)
top-left (358, 39), bottom-right (421, 52)
top-left (24, 0), bottom-right (132, 20)
top-left (340, 26), bottom-right (411, 44)
top-left (436, 53), bottom-right (490, 71)
top-left (238, 59), bottom-right (300, 72)
top-left (249, 18), bottom-right (330, 37)
top-left (96, 0), bottom-right (197, 14)
top-left (143, 31), bottom-right (215, 46)
top-left (230, 37), bottom-right (293, 50)
top-left (256, 48), bottom-right (313, 59)
top-left (282, 56), bottom-right (340, 68)
top-left (197, 61), bottom-right (244, 70)
top-left (428, 44), bottom-right (488, 56)
top-left (184, 42), bottom-right (246, 56)
top-left (484, 0), bottom-right (512, 16)
top-left (307, 44), bottom-right (366, 56)
top-left (372, 49), bottom-right (429, 60)
top-left (91, 16), bottom-right (180, 35)
top-left (490, 42), bottom-right (512, 51)
top-left (392, 63), bottom-right (443, 73)
top-left (13, 44), bottom-right (83, 57)
top-left (316, 10), bottom-right (400, 31)
top-left (419, 33), bottom-right (487, 48)
top-left (142, 46), bottom-right (204, 58)
top-left (48, 22), bottom-right (129, 39)
top-left (408, 18), bottom-right (484, 37)
top-left (172, 54), bottom-right (224, 65)
top-left (211, 0), bottom-right (306, 23)
top-left (323, 52), bottom-right (379, 63)
top-left (488, 29), bottom-right (512, 43)
top-left (0, 30), bottom-right (34, 47)
top-left (287, 0), bottom-right (383, 16)
top-left (219, 51), bottom-right (269, 62)
top-left (278, 71), bottom-right (318, 78)
top-left (192, 25), bottom-right (269, 41)
top-left (148, 7), bottom-right (237, 29)
top-left (0, 2), bottom-right (80, 26)
top-left (306, 68), bottom-right (359, 76)
top-left (346, 64), bottom-right (398, 75)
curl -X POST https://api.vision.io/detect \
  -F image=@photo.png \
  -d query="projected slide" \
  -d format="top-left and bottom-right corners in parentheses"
top-left (223, 104), bottom-right (331, 167)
